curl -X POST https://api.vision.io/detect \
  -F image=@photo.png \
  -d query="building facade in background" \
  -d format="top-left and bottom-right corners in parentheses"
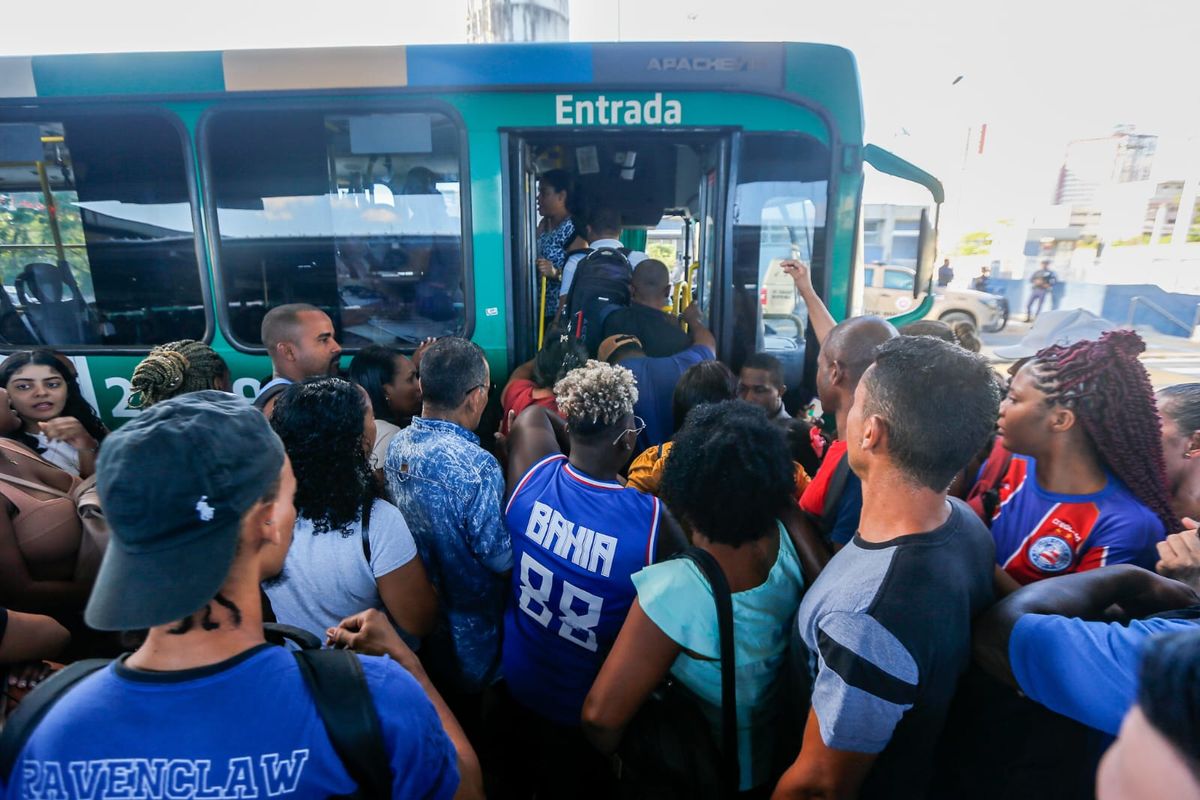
top-left (1053, 125), bottom-right (1158, 230)
top-left (467, 0), bottom-right (569, 42)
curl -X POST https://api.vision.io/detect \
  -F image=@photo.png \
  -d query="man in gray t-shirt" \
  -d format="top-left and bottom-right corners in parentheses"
top-left (776, 336), bottom-right (1000, 800)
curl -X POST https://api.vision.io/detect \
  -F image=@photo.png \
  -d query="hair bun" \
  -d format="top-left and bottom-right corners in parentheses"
top-left (1101, 329), bottom-right (1145, 360)
top-left (130, 349), bottom-right (190, 406)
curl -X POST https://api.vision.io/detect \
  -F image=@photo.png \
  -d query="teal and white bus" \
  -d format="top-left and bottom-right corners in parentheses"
top-left (0, 42), bottom-right (942, 423)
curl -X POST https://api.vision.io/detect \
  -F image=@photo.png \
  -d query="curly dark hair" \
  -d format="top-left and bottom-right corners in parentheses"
top-left (269, 377), bottom-right (374, 534)
top-left (1031, 330), bottom-right (1178, 533)
top-left (0, 349), bottom-right (107, 452)
top-left (661, 401), bottom-right (794, 546)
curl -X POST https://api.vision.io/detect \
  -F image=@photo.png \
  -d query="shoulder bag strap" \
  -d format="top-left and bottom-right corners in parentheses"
top-left (0, 658), bottom-right (111, 781)
top-left (293, 649), bottom-right (391, 799)
top-left (680, 547), bottom-right (739, 795)
top-left (0, 471), bottom-right (70, 499)
top-left (360, 498), bottom-right (373, 563)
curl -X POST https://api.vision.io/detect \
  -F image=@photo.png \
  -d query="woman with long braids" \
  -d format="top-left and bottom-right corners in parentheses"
top-left (264, 377), bottom-right (437, 643)
top-left (987, 330), bottom-right (1175, 584)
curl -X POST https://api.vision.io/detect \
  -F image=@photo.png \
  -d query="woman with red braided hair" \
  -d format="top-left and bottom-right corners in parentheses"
top-left (986, 330), bottom-right (1175, 585)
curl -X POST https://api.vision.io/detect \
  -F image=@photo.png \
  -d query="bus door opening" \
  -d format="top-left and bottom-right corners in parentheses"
top-left (505, 130), bottom-right (732, 365)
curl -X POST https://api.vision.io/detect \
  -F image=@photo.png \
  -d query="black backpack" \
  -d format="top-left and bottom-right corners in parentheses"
top-left (564, 246), bottom-right (634, 354)
top-left (0, 624), bottom-right (391, 799)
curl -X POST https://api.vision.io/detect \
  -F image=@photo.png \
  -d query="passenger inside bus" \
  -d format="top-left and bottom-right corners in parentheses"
top-left (519, 132), bottom-right (823, 415)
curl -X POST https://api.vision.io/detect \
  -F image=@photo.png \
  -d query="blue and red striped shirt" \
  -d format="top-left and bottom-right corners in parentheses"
top-left (988, 454), bottom-right (1165, 584)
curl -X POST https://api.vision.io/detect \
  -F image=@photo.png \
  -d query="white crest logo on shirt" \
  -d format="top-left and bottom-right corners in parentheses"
top-left (196, 496), bottom-right (215, 522)
top-left (1029, 535), bottom-right (1073, 573)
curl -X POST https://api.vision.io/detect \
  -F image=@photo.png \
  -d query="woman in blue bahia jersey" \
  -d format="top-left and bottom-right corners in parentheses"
top-left (534, 169), bottom-right (587, 324)
top-left (583, 400), bottom-right (810, 794)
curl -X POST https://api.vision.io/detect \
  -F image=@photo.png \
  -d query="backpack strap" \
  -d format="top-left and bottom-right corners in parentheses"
top-left (678, 547), bottom-right (739, 796)
top-left (293, 649), bottom-right (391, 799)
top-left (820, 450), bottom-right (852, 534)
top-left (0, 658), bottom-right (110, 782)
top-left (263, 622), bottom-right (323, 650)
top-left (253, 380), bottom-right (290, 411)
top-left (0, 647), bottom-right (391, 798)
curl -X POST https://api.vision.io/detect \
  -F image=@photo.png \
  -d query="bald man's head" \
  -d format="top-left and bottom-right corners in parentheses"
top-left (261, 303), bottom-right (342, 381)
top-left (817, 315), bottom-right (898, 416)
top-left (630, 259), bottom-right (671, 308)
top-left (826, 316), bottom-right (900, 384)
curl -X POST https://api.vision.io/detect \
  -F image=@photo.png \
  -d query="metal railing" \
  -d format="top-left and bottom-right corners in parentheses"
top-left (1126, 295), bottom-right (1199, 336)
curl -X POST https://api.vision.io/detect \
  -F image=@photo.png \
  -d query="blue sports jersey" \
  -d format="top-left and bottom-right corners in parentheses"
top-left (502, 455), bottom-right (661, 726)
top-left (988, 454), bottom-right (1165, 584)
top-left (2, 644), bottom-right (458, 799)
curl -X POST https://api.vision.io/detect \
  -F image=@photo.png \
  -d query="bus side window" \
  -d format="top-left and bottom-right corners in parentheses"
top-left (730, 132), bottom-right (830, 404)
top-left (0, 114), bottom-right (205, 347)
top-left (204, 109), bottom-right (468, 349)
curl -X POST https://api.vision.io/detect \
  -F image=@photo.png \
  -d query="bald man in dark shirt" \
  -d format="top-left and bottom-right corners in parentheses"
top-left (601, 260), bottom-right (691, 358)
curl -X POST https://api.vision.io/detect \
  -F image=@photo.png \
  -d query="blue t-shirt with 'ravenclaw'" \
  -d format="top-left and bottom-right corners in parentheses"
top-left (2, 644), bottom-right (458, 799)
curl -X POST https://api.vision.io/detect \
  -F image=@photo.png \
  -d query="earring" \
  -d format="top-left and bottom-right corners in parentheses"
top-left (1185, 453), bottom-right (1193, 460)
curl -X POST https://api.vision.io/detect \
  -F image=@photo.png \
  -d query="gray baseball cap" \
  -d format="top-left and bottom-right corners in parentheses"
top-left (85, 391), bottom-right (286, 631)
top-left (992, 309), bottom-right (1118, 361)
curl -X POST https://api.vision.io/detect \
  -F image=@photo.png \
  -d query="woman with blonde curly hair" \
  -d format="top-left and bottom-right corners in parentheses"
top-left (130, 340), bottom-right (230, 408)
top-left (497, 360), bottom-right (686, 798)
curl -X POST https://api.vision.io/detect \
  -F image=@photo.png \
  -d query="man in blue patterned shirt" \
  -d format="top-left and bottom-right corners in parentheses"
top-left (386, 337), bottom-right (512, 701)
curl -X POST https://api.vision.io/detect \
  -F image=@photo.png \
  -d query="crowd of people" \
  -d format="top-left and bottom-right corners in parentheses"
top-left (1, 245), bottom-right (1200, 800)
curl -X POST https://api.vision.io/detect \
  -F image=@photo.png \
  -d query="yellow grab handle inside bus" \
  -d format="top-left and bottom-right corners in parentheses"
top-left (537, 276), bottom-right (548, 350)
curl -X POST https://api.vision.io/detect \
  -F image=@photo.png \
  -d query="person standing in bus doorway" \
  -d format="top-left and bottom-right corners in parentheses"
top-left (1026, 260), bottom-right (1058, 322)
top-left (254, 303), bottom-right (342, 416)
top-left (535, 170), bottom-right (588, 326)
top-left (938, 258), bottom-right (955, 288)
top-left (600, 259), bottom-right (687, 358)
top-left (557, 207), bottom-right (648, 324)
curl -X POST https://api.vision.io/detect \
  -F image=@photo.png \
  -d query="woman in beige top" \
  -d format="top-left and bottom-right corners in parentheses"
top-left (0, 388), bottom-right (91, 619)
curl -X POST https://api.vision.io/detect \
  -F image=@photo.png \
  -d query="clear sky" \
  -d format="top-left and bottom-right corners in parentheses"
top-left (3, 0), bottom-right (1195, 238)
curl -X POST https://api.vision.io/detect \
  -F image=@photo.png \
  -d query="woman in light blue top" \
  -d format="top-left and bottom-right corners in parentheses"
top-left (583, 401), bottom-right (810, 792)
